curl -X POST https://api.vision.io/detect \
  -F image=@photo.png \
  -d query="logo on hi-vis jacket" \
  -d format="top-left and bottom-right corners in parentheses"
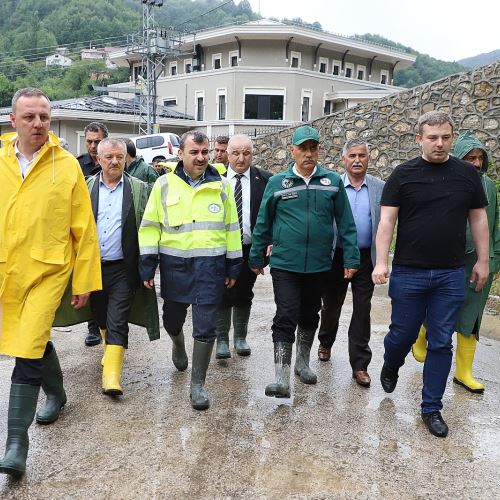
top-left (281, 178), bottom-right (294, 189)
top-left (320, 177), bottom-right (332, 186)
top-left (208, 203), bottom-right (221, 213)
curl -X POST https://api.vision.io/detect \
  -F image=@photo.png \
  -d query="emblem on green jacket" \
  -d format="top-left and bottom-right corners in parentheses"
top-left (320, 177), bottom-right (332, 185)
top-left (282, 178), bottom-right (294, 188)
top-left (208, 203), bottom-right (221, 213)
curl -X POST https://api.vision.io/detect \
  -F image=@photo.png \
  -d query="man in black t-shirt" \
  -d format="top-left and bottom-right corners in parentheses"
top-left (372, 111), bottom-right (489, 438)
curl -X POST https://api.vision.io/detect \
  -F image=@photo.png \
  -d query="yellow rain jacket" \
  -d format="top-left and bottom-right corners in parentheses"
top-left (0, 132), bottom-right (102, 359)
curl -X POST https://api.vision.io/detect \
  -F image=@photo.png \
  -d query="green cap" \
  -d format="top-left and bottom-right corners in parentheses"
top-left (291, 125), bottom-right (320, 145)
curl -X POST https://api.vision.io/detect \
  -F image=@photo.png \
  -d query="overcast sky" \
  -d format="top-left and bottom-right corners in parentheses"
top-left (243, 0), bottom-right (500, 62)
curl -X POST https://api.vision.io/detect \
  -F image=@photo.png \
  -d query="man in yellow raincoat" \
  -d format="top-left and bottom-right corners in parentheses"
top-left (0, 88), bottom-right (101, 476)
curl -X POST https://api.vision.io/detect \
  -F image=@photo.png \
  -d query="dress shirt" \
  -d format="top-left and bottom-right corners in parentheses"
top-left (15, 142), bottom-right (42, 179)
top-left (227, 166), bottom-right (252, 244)
top-left (292, 163), bottom-right (317, 186)
top-left (184, 169), bottom-right (206, 188)
top-left (339, 176), bottom-right (372, 249)
top-left (97, 173), bottom-right (124, 261)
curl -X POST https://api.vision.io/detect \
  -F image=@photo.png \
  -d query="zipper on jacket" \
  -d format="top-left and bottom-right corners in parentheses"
top-left (304, 184), bottom-right (310, 272)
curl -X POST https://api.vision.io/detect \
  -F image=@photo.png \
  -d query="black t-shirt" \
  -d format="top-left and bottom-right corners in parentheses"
top-left (381, 155), bottom-right (487, 268)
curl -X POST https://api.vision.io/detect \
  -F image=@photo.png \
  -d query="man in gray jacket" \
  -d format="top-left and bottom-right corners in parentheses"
top-left (317, 139), bottom-right (384, 387)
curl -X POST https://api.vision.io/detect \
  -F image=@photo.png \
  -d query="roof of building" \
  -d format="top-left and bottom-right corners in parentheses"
top-left (0, 95), bottom-right (193, 120)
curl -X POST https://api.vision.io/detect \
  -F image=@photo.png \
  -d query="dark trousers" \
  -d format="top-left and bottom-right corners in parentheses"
top-left (12, 342), bottom-right (53, 385)
top-left (385, 265), bottom-right (466, 413)
top-left (90, 260), bottom-right (134, 348)
top-left (270, 268), bottom-right (328, 344)
top-left (163, 301), bottom-right (219, 343)
top-left (220, 244), bottom-right (258, 307)
top-left (318, 248), bottom-right (374, 371)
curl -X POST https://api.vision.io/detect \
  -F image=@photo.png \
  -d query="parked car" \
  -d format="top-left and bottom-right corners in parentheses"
top-left (130, 133), bottom-right (181, 165)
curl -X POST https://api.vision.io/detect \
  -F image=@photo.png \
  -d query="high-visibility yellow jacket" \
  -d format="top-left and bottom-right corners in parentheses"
top-left (139, 162), bottom-right (242, 304)
top-left (0, 132), bottom-right (102, 358)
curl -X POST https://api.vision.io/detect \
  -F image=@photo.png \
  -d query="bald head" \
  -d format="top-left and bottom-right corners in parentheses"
top-left (228, 135), bottom-right (253, 174)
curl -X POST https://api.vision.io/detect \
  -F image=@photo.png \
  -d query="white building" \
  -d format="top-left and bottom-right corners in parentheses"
top-left (108, 19), bottom-right (416, 137)
top-left (45, 47), bottom-right (72, 68)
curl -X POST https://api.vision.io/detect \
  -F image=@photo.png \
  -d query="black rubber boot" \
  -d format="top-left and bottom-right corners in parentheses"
top-left (168, 330), bottom-right (188, 371)
top-left (215, 306), bottom-right (231, 359)
top-left (36, 347), bottom-right (67, 425)
top-left (190, 340), bottom-right (214, 410)
top-left (294, 327), bottom-right (317, 384)
top-left (0, 384), bottom-right (40, 476)
top-left (265, 341), bottom-right (292, 398)
top-left (233, 305), bottom-right (252, 356)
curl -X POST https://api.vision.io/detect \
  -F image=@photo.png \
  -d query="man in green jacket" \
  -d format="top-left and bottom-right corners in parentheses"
top-left (412, 131), bottom-right (499, 393)
top-left (123, 138), bottom-right (159, 190)
top-left (249, 125), bottom-right (360, 398)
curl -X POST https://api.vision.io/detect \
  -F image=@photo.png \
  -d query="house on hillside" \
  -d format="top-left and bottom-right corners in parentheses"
top-left (81, 47), bottom-right (118, 69)
top-left (46, 47), bottom-right (73, 68)
top-left (108, 19), bottom-right (415, 138)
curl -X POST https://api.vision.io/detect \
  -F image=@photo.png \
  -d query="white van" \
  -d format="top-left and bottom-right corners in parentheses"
top-left (130, 133), bottom-right (180, 165)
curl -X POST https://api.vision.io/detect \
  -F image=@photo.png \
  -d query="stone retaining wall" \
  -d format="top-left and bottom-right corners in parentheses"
top-left (253, 62), bottom-right (499, 180)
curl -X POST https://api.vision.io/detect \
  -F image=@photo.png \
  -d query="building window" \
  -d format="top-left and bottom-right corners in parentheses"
top-left (163, 97), bottom-right (177, 107)
top-left (319, 57), bottom-right (328, 74)
top-left (217, 89), bottom-right (227, 120)
top-left (244, 95), bottom-right (284, 120)
top-left (184, 59), bottom-right (192, 74)
top-left (380, 69), bottom-right (389, 85)
top-left (344, 63), bottom-right (354, 78)
top-left (357, 65), bottom-right (366, 80)
top-left (195, 91), bottom-right (204, 121)
top-left (290, 51), bottom-right (301, 68)
top-left (212, 53), bottom-right (222, 70)
top-left (323, 100), bottom-right (332, 115)
top-left (332, 60), bottom-right (341, 76)
top-left (169, 62), bottom-right (177, 76)
top-left (301, 89), bottom-right (312, 122)
top-left (229, 50), bottom-right (239, 67)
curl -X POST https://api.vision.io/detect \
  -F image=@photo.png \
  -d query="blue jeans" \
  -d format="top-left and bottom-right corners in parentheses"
top-left (384, 265), bottom-right (466, 413)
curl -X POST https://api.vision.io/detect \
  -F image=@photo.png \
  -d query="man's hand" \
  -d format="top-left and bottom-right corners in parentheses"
top-left (470, 260), bottom-right (489, 292)
top-left (251, 268), bottom-right (265, 276)
top-left (71, 293), bottom-right (90, 309)
top-left (344, 268), bottom-right (358, 279)
top-left (225, 277), bottom-right (236, 288)
top-left (266, 244), bottom-right (273, 257)
top-left (372, 264), bottom-right (389, 285)
top-left (143, 279), bottom-right (154, 289)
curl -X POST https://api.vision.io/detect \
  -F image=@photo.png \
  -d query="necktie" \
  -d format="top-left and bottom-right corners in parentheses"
top-left (234, 173), bottom-right (244, 241)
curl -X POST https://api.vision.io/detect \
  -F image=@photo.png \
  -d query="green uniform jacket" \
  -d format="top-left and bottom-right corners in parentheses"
top-left (53, 173), bottom-right (160, 341)
top-left (453, 131), bottom-right (500, 336)
top-left (249, 163), bottom-right (360, 273)
top-left (126, 156), bottom-right (159, 191)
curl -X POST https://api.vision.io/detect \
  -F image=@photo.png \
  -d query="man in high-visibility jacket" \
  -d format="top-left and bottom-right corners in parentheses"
top-left (139, 130), bottom-right (242, 410)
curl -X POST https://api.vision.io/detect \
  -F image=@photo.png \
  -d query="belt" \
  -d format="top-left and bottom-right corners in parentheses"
top-left (101, 259), bottom-right (124, 266)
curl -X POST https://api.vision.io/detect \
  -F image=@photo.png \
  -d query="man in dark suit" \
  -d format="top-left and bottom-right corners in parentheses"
top-left (317, 139), bottom-right (385, 387)
top-left (87, 137), bottom-right (154, 396)
top-left (77, 121), bottom-right (109, 346)
top-left (215, 134), bottom-right (272, 359)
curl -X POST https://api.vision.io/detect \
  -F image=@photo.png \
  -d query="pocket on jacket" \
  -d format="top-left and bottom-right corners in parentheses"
top-left (30, 246), bottom-right (65, 265)
top-left (165, 194), bottom-right (184, 228)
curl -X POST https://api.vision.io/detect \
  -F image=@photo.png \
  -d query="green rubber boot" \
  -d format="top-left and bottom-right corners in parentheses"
top-left (190, 340), bottom-right (214, 410)
top-left (168, 330), bottom-right (188, 371)
top-left (265, 341), bottom-right (292, 398)
top-left (294, 327), bottom-right (317, 384)
top-left (215, 306), bottom-right (232, 359)
top-left (233, 304), bottom-right (252, 356)
top-left (0, 384), bottom-right (40, 476)
top-left (36, 347), bottom-right (67, 425)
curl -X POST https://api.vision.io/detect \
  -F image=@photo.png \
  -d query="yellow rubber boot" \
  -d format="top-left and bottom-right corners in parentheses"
top-left (453, 333), bottom-right (484, 393)
top-left (102, 345), bottom-right (125, 396)
top-left (100, 329), bottom-right (107, 366)
top-left (411, 325), bottom-right (427, 363)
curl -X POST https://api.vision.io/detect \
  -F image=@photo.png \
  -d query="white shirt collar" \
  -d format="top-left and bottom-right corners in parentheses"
top-left (227, 166), bottom-right (251, 180)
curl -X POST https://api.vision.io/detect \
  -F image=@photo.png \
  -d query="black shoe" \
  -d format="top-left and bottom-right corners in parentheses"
top-left (380, 364), bottom-right (398, 393)
top-left (85, 331), bottom-right (102, 347)
top-left (421, 411), bottom-right (449, 438)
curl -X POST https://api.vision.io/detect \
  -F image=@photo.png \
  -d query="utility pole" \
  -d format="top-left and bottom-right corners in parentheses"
top-left (128, 0), bottom-right (166, 135)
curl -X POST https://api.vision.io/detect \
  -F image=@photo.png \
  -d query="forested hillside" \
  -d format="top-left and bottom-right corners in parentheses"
top-left (0, 0), bottom-right (479, 106)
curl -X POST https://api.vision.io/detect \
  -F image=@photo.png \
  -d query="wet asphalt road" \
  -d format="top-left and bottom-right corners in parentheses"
top-left (0, 273), bottom-right (499, 499)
